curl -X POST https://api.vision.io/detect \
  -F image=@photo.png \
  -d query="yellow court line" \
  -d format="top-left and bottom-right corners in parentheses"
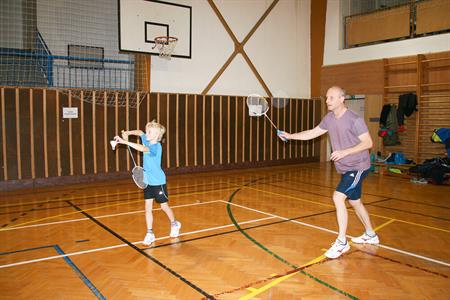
top-left (244, 186), bottom-right (334, 209)
top-left (239, 255), bottom-right (327, 300)
top-left (0, 183), bottom-right (238, 208)
top-left (373, 219), bottom-right (396, 232)
top-left (0, 199), bottom-right (143, 231)
top-left (0, 190), bottom-right (136, 208)
top-left (247, 186), bottom-right (450, 234)
top-left (368, 212), bottom-right (450, 233)
top-left (239, 208), bottom-right (417, 299)
top-left (239, 218), bottom-right (391, 300)
top-left (169, 187), bottom-right (236, 198)
top-left (0, 188), bottom-right (236, 231)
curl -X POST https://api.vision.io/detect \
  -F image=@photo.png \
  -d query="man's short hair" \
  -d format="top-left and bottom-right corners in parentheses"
top-left (330, 86), bottom-right (346, 98)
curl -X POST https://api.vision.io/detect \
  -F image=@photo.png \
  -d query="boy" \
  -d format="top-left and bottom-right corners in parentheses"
top-left (114, 120), bottom-right (181, 246)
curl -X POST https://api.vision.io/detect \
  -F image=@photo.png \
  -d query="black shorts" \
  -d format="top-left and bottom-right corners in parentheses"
top-left (336, 169), bottom-right (370, 200)
top-left (143, 184), bottom-right (168, 203)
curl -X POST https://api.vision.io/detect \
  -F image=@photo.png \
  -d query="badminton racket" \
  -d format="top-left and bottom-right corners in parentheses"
top-left (246, 94), bottom-right (288, 141)
top-left (111, 137), bottom-right (148, 189)
top-left (127, 146), bottom-right (148, 189)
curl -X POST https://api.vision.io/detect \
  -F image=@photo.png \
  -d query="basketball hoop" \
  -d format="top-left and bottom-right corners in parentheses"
top-left (153, 36), bottom-right (178, 59)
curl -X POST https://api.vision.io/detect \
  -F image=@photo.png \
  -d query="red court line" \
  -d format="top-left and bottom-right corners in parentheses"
top-left (209, 248), bottom-right (448, 298)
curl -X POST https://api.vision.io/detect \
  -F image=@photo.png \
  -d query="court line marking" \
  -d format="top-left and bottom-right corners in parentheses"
top-left (239, 212), bottom-right (394, 299)
top-left (0, 181), bottom-right (239, 208)
top-left (67, 200), bottom-right (215, 299)
top-left (278, 176), bottom-right (450, 210)
top-left (225, 187), bottom-right (358, 300)
top-left (214, 246), bottom-right (449, 298)
top-left (373, 219), bottom-right (396, 231)
top-left (244, 186), bottom-right (450, 233)
top-left (220, 200), bottom-right (450, 267)
top-left (368, 204), bottom-right (450, 221)
top-left (3, 194), bottom-right (447, 269)
top-left (0, 244), bottom-right (106, 299)
top-left (2, 195), bottom-right (446, 298)
top-left (0, 188), bottom-right (236, 231)
top-left (0, 216), bottom-right (276, 269)
top-left (0, 200), bottom-right (223, 231)
top-left (53, 244), bottom-right (106, 299)
top-left (0, 199), bottom-right (143, 231)
top-left (239, 254), bottom-right (328, 300)
top-left (2, 191), bottom-right (447, 277)
top-left (0, 190), bottom-right (136, 208)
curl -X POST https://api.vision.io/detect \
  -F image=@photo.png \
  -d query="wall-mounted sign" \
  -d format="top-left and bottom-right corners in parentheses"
top-left (63, 107), bottom-right (78, 119)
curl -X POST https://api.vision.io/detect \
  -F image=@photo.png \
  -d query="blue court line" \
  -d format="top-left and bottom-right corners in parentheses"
top-left (53, 245), bottom-right (106, 299)
top-left (0, 244), bottom-right (105, 299)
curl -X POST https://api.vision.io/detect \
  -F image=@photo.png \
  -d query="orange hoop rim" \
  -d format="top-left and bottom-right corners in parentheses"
top-left (154, 36), bottom-right (178, 44)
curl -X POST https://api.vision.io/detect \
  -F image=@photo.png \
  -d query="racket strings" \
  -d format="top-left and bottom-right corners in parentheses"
top-left (246, 94), bottom-right (279, 131)
top-left (132, 166), bottom-right (147, 189)
top-left (247, 95), bottom-right (269, 116)
top-left (127, 145), bottom-right (147, 189)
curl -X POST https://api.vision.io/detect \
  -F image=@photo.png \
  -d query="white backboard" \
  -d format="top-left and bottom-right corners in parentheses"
top-left (119, 0), bottom-right (192, 59)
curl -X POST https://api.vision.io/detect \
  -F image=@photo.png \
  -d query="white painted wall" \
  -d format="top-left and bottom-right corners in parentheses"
top-left (323, 0), bottom-right (450, 66)
top-left (3, 0), bottom-right (311, 97)
top-left (151, 0), bottom-right (311, 98)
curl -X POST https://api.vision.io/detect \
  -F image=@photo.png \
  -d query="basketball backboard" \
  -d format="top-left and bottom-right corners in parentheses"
top-left (118, 0), bottom-right (192, 59)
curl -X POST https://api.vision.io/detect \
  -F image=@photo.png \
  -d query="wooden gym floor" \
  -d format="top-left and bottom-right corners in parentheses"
top-left (0, 162), bottom-right (449, 299)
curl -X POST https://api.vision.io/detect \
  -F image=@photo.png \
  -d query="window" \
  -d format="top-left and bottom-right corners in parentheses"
top-left (68, 45), bottom-right (104, 69)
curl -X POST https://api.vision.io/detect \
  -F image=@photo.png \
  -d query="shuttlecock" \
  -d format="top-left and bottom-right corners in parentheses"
top-left (110, 140), bottom-right (118, 150)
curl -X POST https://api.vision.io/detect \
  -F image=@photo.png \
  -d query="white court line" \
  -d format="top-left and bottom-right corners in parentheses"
top-left (0, 216), bottom-right (276, 269)
top-left (1, 200), bottom-right (222, 231)
top-left (220, 200), bottom-right (450, 267)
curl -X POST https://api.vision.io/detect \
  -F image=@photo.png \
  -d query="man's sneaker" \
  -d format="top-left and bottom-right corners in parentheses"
top-left (351, 232), bottom-right (379, 244)
top-left (143, 232), bottom-right (155, 246)
top-left (170, 221), bottom-right (181, 238)
top-left (324, 239), bottom-right (350, 259)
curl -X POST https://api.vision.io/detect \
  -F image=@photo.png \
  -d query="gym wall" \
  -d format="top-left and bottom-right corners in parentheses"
top-left (0, 90), bottom-right (321, 190)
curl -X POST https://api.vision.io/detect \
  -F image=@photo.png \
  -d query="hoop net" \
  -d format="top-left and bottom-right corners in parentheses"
top-left (153, 36), bottom-right (178, 59)
top-left (60, 89), bottom-right (148, 108)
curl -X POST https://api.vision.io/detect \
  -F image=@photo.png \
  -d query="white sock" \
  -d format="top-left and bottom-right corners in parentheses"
top-left (337, 238), bottom-right (347, 245)
top-left (366, 230), bottom-right (376, 237)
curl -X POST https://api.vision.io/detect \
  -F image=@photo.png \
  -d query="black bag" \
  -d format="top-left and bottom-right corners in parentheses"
top-left (409, 157), bottom-right (450, 184)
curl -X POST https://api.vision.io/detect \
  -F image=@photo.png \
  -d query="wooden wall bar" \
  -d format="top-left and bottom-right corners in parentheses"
top-left (383, 52), bottom-right (450, 163)
top-left (0, 90), bottom-right (321, 189)
top-left (321, 51), bottom-right (449, 164)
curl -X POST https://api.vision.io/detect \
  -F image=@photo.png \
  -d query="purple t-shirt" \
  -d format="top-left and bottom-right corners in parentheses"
top-left (319, 109), bottom-right (371, 173)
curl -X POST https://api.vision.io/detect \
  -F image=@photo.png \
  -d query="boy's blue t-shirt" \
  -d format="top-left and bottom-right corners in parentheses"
top-left (140, 134), bottom-right (166, 185)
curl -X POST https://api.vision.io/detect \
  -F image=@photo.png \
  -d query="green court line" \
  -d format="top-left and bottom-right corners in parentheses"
top-left (226, 187), bottom-right (359, 300)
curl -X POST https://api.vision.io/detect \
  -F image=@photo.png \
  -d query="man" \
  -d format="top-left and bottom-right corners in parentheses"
top-left (278, 86), bottom-right (379, 259)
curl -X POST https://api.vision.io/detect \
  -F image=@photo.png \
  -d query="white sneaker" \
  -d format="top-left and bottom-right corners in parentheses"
top-left (324, 239), bottom-right (350, 259)
top-left (143, 232), bottom-right (155, 246)
top-left (351, 232), bottom-right (379, 244)
top-left (170, 221), bottom-right (181, 238)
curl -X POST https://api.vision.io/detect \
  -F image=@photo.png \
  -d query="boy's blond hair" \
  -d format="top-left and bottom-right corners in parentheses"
top-left (146, 120), bottom-right (166, 141)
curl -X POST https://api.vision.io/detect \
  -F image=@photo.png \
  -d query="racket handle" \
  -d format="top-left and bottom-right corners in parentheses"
top-left (277, 130), bottom-right (288, 142)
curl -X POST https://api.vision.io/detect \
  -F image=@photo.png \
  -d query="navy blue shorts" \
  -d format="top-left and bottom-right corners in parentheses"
top-left (336, 169), bottom-right (370, 200)
top-left (143, 184), bottom-right (168, 203)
